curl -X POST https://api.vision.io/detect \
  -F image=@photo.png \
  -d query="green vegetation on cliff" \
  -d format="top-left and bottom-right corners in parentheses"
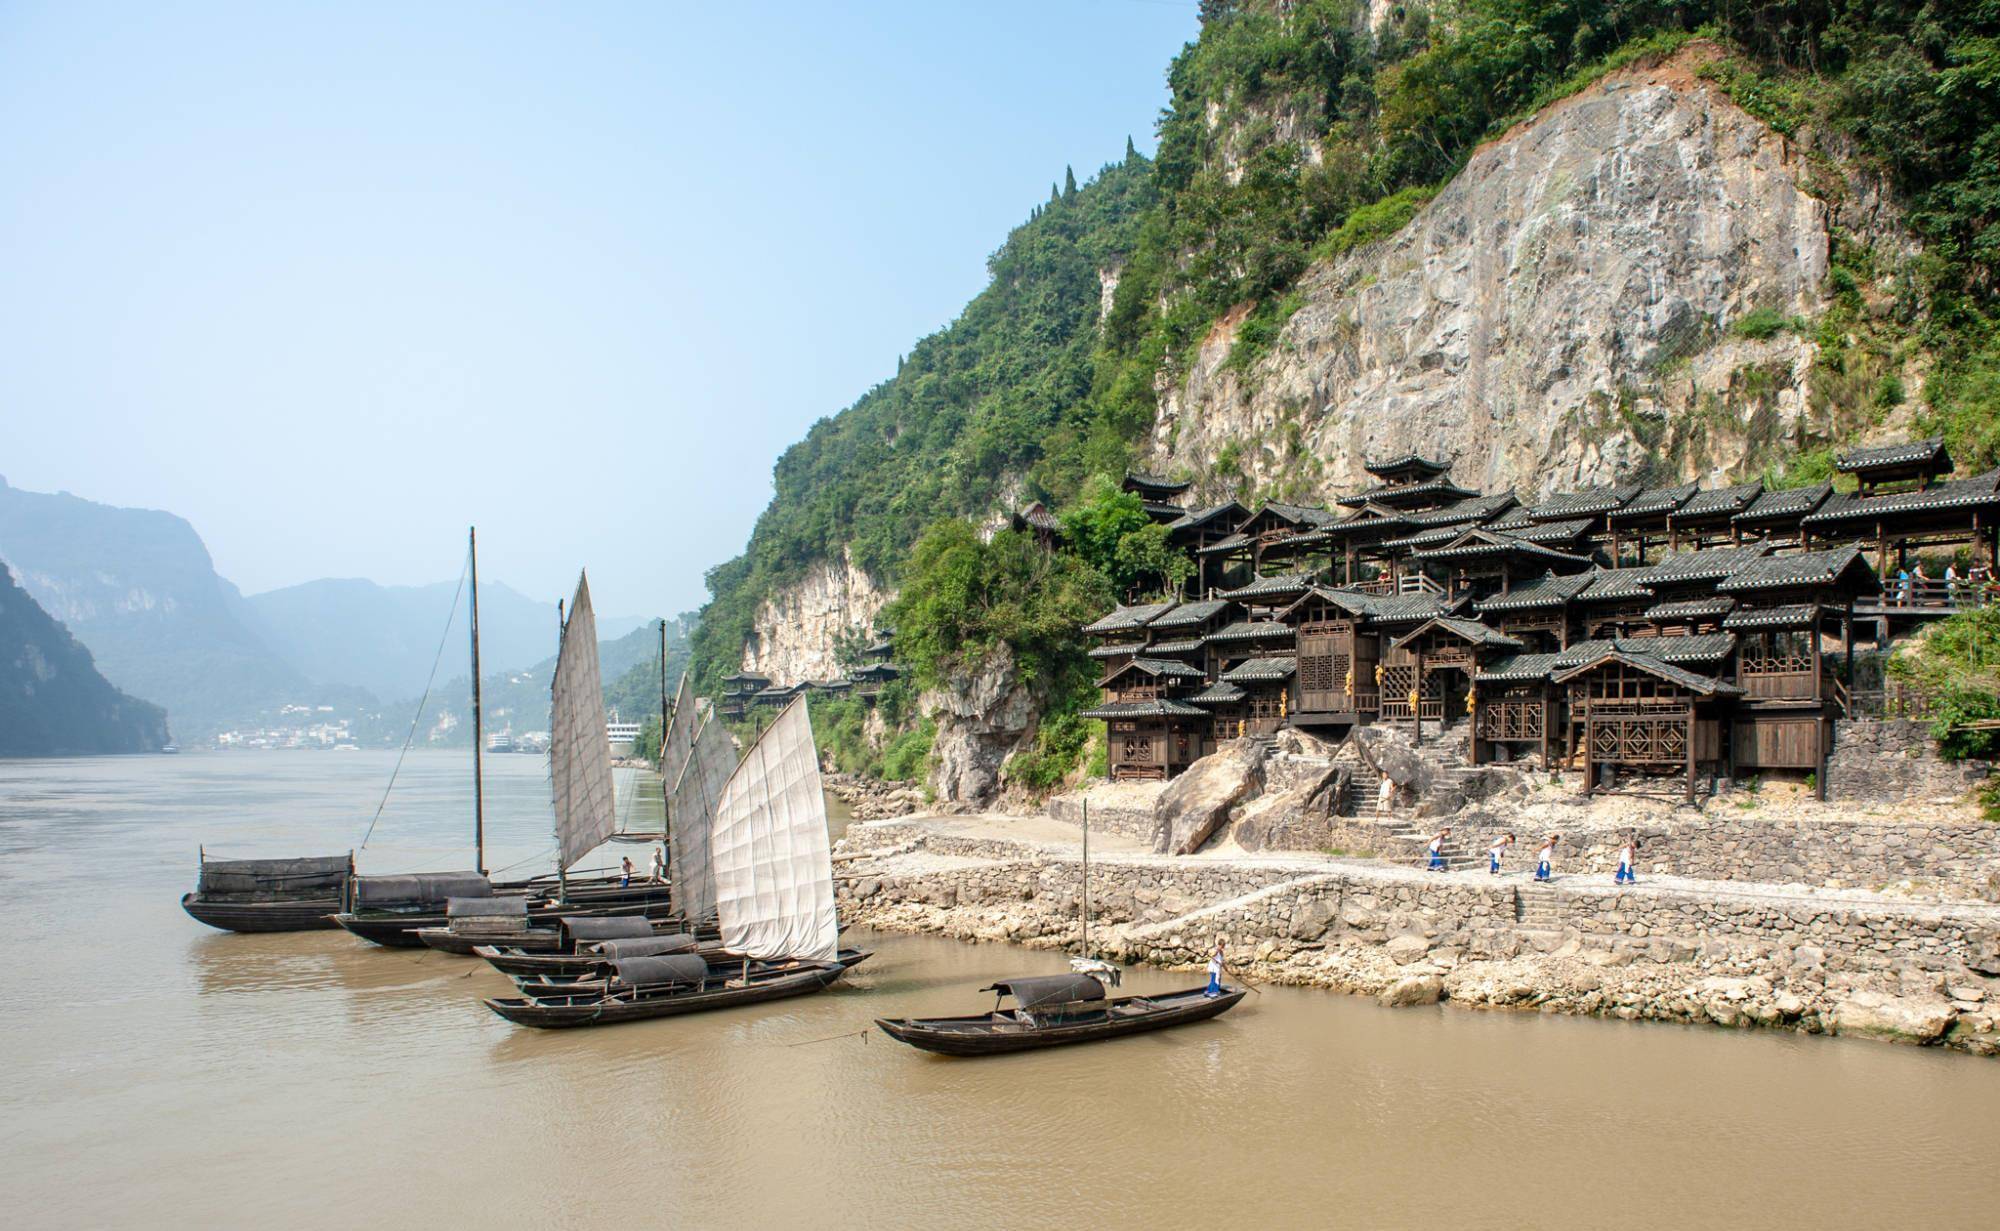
top-left (696, 0), bottom-right (2000, 785)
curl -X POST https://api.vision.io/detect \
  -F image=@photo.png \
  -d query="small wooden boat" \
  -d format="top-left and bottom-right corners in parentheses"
top-left (335, 873), bottom-right (677, 948)
top-left (509, 947), bottom-right (873, 995)
top-left (411, 898), bottom-right (670, 956)
top-left (875, 974), bottom-right (1246, 1056)
top-left (473, 916), bottom-right (716, 976)
top-left (484, 951), bottom-right (867, 1029)
top-left (181, 853), bottom-right (352, 933)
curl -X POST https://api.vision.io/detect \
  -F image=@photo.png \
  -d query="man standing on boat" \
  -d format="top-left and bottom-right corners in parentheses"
top-left (620, 855), bottom-right (634, 888)
top-left (1205, 939), bottom-right (1226, 999)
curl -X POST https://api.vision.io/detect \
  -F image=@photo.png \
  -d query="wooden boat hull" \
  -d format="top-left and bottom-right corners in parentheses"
top-left (338, 886), bottom-right (677, 949)
top-left (876, 985), bottom-right (1247, 1056)
top-left (484, 961), bottom-right (852, 1029)
top-left (504, 947), bottom-right (873, 991)
top-left (180, 893), bottom-right (342, 933)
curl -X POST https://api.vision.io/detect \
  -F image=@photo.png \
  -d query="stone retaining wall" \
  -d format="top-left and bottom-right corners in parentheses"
top-left (1826, 718), bottom-right (1992, 803)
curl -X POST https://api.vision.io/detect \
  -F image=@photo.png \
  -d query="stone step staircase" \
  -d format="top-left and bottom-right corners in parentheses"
top-left (1514, 883), bottom-right (1565, 932)
top-left (1381, 825), bottom-right (1481, 871)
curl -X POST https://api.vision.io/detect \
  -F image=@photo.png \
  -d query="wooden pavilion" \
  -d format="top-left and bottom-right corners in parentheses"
top-left (1553, 649), bottom-right (1740, 803)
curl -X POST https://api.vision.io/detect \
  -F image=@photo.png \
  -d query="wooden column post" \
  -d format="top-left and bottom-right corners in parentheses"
top-left (1413, 647), bottom-right (1424, 747)
top-left (1685, 707), bottom-right (1697, 805)
top-left (1582, 714), bottom-right (1594, 796)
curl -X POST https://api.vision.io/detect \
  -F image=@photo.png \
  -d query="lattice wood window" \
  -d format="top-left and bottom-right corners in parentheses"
top-left (1477, 700), bottom-right (1544, 741)
top-left (1588, 716), bottom-right (1687, 765)
top-left (1738, 630), bottom-right (1813, 675)
top-left (1297, 651), bottom-right (1341, 692)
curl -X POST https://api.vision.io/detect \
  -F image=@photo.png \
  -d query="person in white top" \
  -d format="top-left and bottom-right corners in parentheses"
top-left (1377, 775), bottom-right (1395, 815)
top-left (1534, 834), bottom-right (1559, 882)
top-left (650, 845), bottom-right (668, 884)
top-left (1205, 939), bottom-right (1226, 999)
top-left (1427, 826), bottom-right (1452, 872)
top-left (1488, 832), bottom-right (1515, 876)
top-left (1615, 833), bottom-right (1638, 885)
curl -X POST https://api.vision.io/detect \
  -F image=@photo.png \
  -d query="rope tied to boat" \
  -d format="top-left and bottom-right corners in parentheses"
top-left (360, 549), bottom-right (470, 851)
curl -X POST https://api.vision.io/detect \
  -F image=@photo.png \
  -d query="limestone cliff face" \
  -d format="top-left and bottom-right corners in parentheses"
top-left (1148, 49), bottom-right (1893, 502)
top-left (741, 550), bottom-right (891, 686)
top-left (921, 642), bottom-right (1039, 807)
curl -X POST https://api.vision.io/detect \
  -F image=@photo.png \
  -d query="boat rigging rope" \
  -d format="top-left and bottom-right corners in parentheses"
top-left (359, 549), bottom-right (470, 851)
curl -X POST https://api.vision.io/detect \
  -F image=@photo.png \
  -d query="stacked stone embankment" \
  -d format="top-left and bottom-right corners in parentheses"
top-left (835, 816), bottom-right (2000, 1055)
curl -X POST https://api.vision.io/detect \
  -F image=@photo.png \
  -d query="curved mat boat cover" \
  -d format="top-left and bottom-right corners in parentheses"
top-left (352, 872), bottom-right (491, 909)
top-left (562, 916), bottom-right (654, 941)
top-left (611, 954), bottom-right (710, 987)
top-left (197, 855), bottom-right (349, 897)
top-left (590, 933), bottom-right (697, 959)
top-left (981, 974), bottom-right (1106, 1010)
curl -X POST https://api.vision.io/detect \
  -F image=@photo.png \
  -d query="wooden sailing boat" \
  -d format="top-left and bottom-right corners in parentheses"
top-left (334, 540), bottom-right (670, 948)
top-left (485, 696), bottom-right (869, 1028)
top-left (413, 571), bottom-right (678, 953)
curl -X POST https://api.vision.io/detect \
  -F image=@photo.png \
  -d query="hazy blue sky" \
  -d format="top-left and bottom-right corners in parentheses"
top-left (0, 1), bottom-right (1197, 617)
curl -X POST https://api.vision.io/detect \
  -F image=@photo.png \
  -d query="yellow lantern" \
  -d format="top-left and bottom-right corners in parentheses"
top-left (1279, 688), bottom-right (1288, 717)
top-left (1465, 688), bottom-right (1477, 715)
top-left (1407, 687), bottom-right (1420, 711)
top-left (1373, 663), bottom-right (1385, 685)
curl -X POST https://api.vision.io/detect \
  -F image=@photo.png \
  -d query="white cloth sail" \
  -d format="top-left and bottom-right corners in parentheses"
top-left (549, 573), bottom-right (618, 871)
top-left (668, 706), bottom-right (733, 926)
top-left (710, 698), bottom-right (837, 961)
top-left (659, 668), bottom-right (697, 788)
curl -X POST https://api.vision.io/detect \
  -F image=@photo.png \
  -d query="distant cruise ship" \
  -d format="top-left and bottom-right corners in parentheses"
top-left (485, 732), bottom-right (515, 754)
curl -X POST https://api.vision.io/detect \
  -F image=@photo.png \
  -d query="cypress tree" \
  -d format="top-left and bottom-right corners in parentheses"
top-left (1063, 165), bottom-right (1078, 200)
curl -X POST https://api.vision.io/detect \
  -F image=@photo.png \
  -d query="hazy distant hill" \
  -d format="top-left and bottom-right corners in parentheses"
top-left (0, 476), bottom-right (316, 735)
top-left (0, 562), bottom-right (169, 755)
top-left (402, 615), bottom-right (694, 746)
top-left (242, 577), bottom-right (646, 702)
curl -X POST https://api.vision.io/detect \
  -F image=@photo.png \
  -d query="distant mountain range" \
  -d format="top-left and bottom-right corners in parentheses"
top-left (0, 475), bottom-right (662, 740)
top-left (241, 576), bottom-right (645, 704)
top-left (0, 562), bottom-right (168, 754)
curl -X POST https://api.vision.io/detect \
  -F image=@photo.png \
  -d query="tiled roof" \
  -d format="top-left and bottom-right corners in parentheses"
top-left (1612, 483), bottom-right (1697, 520)
top-left (1391, 616), bottom-right (1524, 651)
top-left (1613, 632), bottom-right (1737, 664)
top-left (1081, 699), bottom-right (1209, 720)
top-left (1473, 570), bottom-right (1597, 612)
top-left (1147, 599), bottom-right (1231, 630)
top-left (1644, 597), bottom-right (1736, 621)
top-left (1399, 491), bottom-right (1518, 528)
top-left (1125, 471), bottom-right (1192, 495)
top-left (1337, 475), bottom-right (1480, 507)
top-left (1718, 544), bottom-right (1876, 593)
top-left (1834, 437), bottom-right (1949, 474)
top-left (1012, 502), bottom-right (1061, 533)
top-left (1086, 642), bottom-right (1144, 659)
top-left (1507, 517), bottom-right (1597, 545)
top-left (1220, 656), bottom-right (1298, 683)
top-left (1473, 652), bottom-right (1568, 683)
top-left (1141, 500), bottom-right (1188, 519)
top-left (1485, 506), bottom-right (1538, 531)
top-left (1639, 544), bottom-right (1771, 586)
top-left (1205, 620), bottom-right (1296, 644)
top-left (1531, 483), bottom-right (1642, 519)
top-left (1260, 501), bottom-right (1341, 528)
top-left (1081, 600), bottom-right (1177, 634)
top-left (1735, 482), bottom-right (1831, 524)
top-left (1674, 481), bottom-right (1764, 520)
top-left (1125, 657), bottom-right (1206, 680)
top-left (1363, 452), bottom-right (1452, 477)
top-left (1552, 649), bottom-right (1742, 695)
top-left (1577, 568), bottom-right (1655, 603)
top-left (1409, 529), bottom-right (1592, 565)
top-left (1216, 571), bottom-right (1321, 600)
top-left (1800, 469), bottom-right (2000, 524)
top-left (1166, 501), bottom-right (1247, 532)
top-left (1144, 637), bottom-right (1206, 656)
top-left (1381, 525), bottom-right (1467, 552)
top-left (1196, 532), bottom-right (1251, 556)
top-left (1723, 604), bottom-right (1823, 629)
top-left (1187, 682), bottom-right (1247, 705)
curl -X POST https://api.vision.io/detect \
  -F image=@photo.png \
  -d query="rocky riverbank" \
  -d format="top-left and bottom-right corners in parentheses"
top-left (834, 814), bottom-right (2000, 1055)
top-left (823, 772), bottom-right (925, 820)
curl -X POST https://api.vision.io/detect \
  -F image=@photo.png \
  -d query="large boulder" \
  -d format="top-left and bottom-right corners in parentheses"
top-left (1152, 739), bottom-right (1267, 854)
top-left (1350, 725), bottom-right (1434, 797)
top-left (1230, 762), bottom-right (1347, 852)
top-left (1379, 974), bottom-right (1445, 1007)
top-left (1827, 990), bottom-right (1956, 1044)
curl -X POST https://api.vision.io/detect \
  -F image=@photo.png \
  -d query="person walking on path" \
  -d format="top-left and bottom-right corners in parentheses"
top-left (1488, 832), bottom-right (1515, 876)
top-left (1377, 775), bottom-right (1395, 816)
top-left (1427, 827), bottom-right (1452, 872)
top-left (620, 855), bottom-right (634, 889)
top-left (1535, 834), bottom-right (1559, 882)
top-left (1205, 939), bottom-right (1226, 999)
top-left (1615, 833), bottom-right (1639, 886)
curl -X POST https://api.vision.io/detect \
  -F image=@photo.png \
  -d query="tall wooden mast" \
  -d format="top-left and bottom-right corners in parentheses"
top-left (658, 618), bottom-right (671, 873)
top-left (469, 526), bottom-right (486, 877)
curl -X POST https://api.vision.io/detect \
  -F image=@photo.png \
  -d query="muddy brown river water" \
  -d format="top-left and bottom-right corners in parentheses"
top-left (3, 750), bottom-right (1997, 1229)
